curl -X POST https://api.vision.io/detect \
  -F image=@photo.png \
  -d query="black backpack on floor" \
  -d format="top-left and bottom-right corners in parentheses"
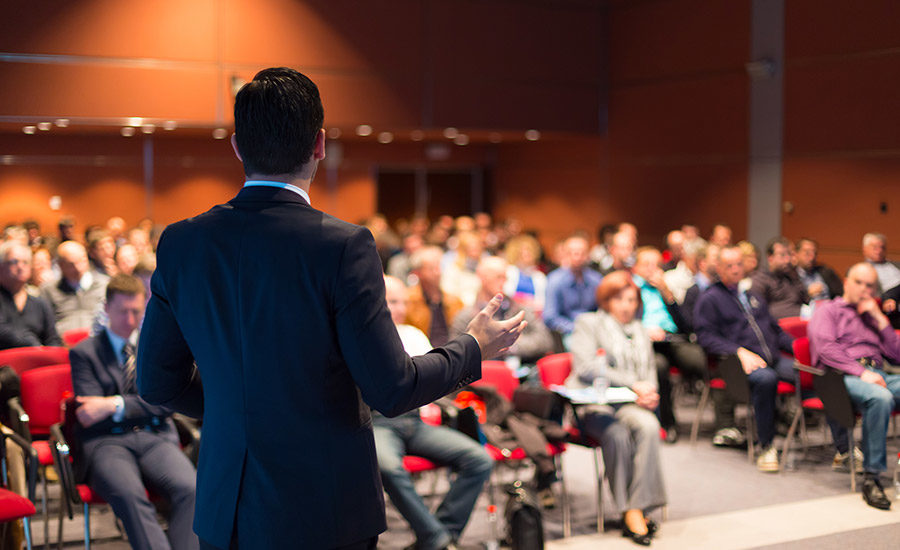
top-left (504, 480), bottom-right (544, 550)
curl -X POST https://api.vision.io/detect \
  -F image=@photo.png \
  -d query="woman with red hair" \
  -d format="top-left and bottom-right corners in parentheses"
top-left (568, 270), bottom-right (667, 546)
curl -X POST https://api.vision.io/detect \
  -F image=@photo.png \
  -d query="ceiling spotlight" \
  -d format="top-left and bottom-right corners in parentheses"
top-left (328, 127), bottom-right (342, 139)
top-left (37, 122), bottom-right (52, 131)
top-left (377, 132), bottom-right (394, 144)
top-left (525, 129), bottom-right (541, 141)
top-left (121, 127), bottom-right (136, 137)
top-left (443, 127), bottom-right (459, 139)
top-left (55, 118), bottom-right (70, 128)
top-left (1, 155), bottom-right (13, 165)
top-left (489, 132), bottom-right (502, 143)
top-left (410, 130), bottom-right (424, 142)
top-left (22, 126), bottom-right (36, 135)
top-left (212, 128), bottom-right (228, 139)
top-left (453, 134), bottom-right (470, 146)
top-left (126, 117), bottom-right (143, 127)
top-left (356, 124), bottom-right (373, 137)
top-left (163, 120), bottom-right (178, 131)
top-left (141, 124), bottom-right (156, 134)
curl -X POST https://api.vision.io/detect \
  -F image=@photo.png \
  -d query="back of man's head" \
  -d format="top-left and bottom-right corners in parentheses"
top-left (234, 67), bottom-right (324, 177)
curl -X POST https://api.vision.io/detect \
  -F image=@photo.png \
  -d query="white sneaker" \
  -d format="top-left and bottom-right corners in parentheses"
top-left (832, 447), bottom-right (864, 472)
top-left (757, 445), bottom-right (779, 472)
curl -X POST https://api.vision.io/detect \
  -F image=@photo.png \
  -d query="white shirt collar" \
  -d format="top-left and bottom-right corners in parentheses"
top-left (243, 180), bottom-right (310, 205)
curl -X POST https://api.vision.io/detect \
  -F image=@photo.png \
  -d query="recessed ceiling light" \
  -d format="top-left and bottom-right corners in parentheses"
top-left (121, 127), bottom-right (136, 137)
top-left (489, 132), bottom-right (502, 143)
top-left (328, 127), bottom-right (342, 139)
top-left (377, 131), bottom-right (394, 144)
top-left (126, 117), bottom-right (143, 127)
top-left (356, 124), bottom-right (373, 137)
top-left (141, 124), bottom-right (156, 134)
top-left (54, 118), bottom-right (70, 128)
top-left (22, 126), bottom-right (36, 135)
top-left (212, 128), bottom-right (228, 139)
top-left (525, 129), bottom-right (541, 141)
top-left (443, 127), bottom-right (459, 139)
top-left (37, 122), bottom-right (52, 131)
top-left (163, 120), bottom-right (177, 131)
top-left (410, 130), bottom-right (424, 142)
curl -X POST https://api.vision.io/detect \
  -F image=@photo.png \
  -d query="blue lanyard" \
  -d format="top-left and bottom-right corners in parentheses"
top-left (243, 180), bottom-right (310, 204)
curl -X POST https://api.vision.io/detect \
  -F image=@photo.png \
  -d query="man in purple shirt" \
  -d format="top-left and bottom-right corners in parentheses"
top-left (808, 262), bottom-right (900, 510)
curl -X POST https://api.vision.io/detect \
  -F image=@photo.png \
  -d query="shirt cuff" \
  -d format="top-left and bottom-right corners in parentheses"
top-left (111, 395), bottom-right (125, 422)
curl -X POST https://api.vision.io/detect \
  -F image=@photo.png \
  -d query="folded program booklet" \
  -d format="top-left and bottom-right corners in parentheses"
top-left (549, 385), bottom-right (637, 405)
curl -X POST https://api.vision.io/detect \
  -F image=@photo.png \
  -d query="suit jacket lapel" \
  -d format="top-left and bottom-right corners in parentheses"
top-left (97, 332), bottom-right (126, 395)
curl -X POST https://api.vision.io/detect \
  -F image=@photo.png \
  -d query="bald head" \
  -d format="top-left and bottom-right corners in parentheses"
top-left (477, 256), bottom-right (508, 299)
top-left (843, 262), bottom-right (878, 305)
top-left (57, 241), bottom-right (90, 283)
top-left (383, 275), bottom-right (409, 325)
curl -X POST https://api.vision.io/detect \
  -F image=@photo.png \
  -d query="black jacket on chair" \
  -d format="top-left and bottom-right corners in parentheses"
top-left (136, 185), bottom-right (482, 549)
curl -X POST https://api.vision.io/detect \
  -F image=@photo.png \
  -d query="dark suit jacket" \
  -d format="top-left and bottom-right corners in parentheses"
top-left (70, 332), bottom-right (177, 481)
top-left (136, 186), bottom-right (481, 549)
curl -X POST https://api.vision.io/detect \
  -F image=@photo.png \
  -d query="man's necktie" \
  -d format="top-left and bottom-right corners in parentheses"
top-left (122, 342), bottom-right (136, 393)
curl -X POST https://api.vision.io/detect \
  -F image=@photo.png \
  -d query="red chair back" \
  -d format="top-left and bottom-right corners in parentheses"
top-left (792, 337), bottom-right (815, 390)
top-left (0, 346), bottom-right (70, 377)
top-left (778, 317), bottom-right (808, 339)
top-left (20, 364), bottom-right (73, 436)
top-left (471, 360), bottom-right (520, 401)
top-left (62, 328), bottom-right (90, 347)
top-left (536, 353), bottom-right (573, 387)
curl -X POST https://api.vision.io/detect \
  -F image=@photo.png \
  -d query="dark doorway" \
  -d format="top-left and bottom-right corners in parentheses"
top-left (376, 167), bottom-right (490, 226)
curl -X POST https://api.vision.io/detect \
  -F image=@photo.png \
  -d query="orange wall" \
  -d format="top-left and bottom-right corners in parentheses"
top-left (606, 0), bottom-right (751, 248)
top-left (781, 0), bottom-right (900, 274)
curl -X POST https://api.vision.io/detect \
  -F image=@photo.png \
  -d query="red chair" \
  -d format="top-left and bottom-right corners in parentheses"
top-left (778, 317), bottom-right (808, 339)
top-left (61, 329), bottom-right (90, 348)
top-left (781, 337), bottom-right (828, 470)
top-left (16, 364), bottom-right (72, 548)
top-left (471, 360), bottom-right (520, 400)
top-left (0, 347), bottom-right (70, 377)
top-left (535, 353), bottom-right (606, 536)
top-left (0, 429), bottom-right (38, 550)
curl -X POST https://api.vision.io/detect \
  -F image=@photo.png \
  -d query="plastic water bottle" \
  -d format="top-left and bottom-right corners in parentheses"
top-left (593, 376), bottom-right (609, 404)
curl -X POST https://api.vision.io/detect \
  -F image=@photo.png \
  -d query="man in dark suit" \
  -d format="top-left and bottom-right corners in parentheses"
top-left (71, 274), bottom-right (198, 550)
top-left (136, 67), bottom-right (524, 550)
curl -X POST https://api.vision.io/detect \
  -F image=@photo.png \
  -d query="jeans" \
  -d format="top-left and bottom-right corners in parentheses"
top-left (373, 414), bottom-right (493, 550)
top-left (844, 370), bottom-right (900, 473)
top-left (748, 355), bottom-right (796, 448)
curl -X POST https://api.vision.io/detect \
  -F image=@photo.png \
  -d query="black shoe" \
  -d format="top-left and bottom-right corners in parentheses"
top-left (645, 518), bottom-right (659, 537)
top-left (622, 523), bottom-right (652, 546)
top-left (862, 477), bottom-right (892, 510)
top-left (664, 427), bottom-right (678, 444)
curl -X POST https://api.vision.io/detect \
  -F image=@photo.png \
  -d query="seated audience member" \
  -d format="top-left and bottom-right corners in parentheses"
top-left (23, 219), bottom-right (43, 248)
top-left (29, 247), bottom-right (55, 289)
top-left (58, 216), bottom-right (78, 244)
top-left (387, 233), bottom-right (425, 283)
top-left (862, 232), bottom-right (900, 328)
top-left (376, 275), bottom-right (492, 550)
top-left (681, 243), bottom-right (719, 329)
top-left (794, 237), bottom-right (843, 302)
top-left (451, 256), bottom-right (553, 364)
top-left (86, 228), bottom-right (117, 277)
top-left (694, 246), bottom-right (795, 471)
top-left (681, 224), bottom-right (700, 244)
top-left (808, 263), bottom-right (900, 510)
top-left (406, 246), bottom-right (464, 347)
top-left (70, 274), bottom-right (198, 550)
top-left (661, 230), bottom-right (685, 271)
top-left (589, 223), bottom-right (618, 273)
top-left (106, 216), bottom-right (127, 247)
top-left (41, 241), bottom-right (109, 334)
top-left (115, 243), bottom-right (139, 276)
top-left (543, 235), bottom-right (602, 346)
top-left (663, 237), bottom-right (706, 304)
top-left (503, 234), bottom-right (547, 312)
top-left (568, 271), bottom-right (667, 545)
top-left (737, 240), bottom-right (759, 282)
top-left (750, 237), bottom-right (809, 320)
top-left (441, 232), bottom-right (485, 308)
top-left (0, 242), bottom-right (62, 350)
top-left (709, 224), bottom-right (732, 248)
top-left (631, 247), bottom-right (706, 442)
top-left (600, 231), bottom-right (635, 276)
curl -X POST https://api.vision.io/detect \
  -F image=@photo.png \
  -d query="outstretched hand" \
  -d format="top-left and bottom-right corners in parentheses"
top-left (465, 294), bottom-right (527, 360)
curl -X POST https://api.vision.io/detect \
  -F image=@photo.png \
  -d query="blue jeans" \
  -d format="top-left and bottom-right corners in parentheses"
top-left (844, 370), bottom-right (900, 473)
top-left (747, 355), bottom-right (796, 448)
top-left (372, 414), bottom-right (493, 550)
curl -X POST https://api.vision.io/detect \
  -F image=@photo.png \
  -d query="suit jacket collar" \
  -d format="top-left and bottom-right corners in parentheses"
top-left (229, 184), bottom-right (312, 207)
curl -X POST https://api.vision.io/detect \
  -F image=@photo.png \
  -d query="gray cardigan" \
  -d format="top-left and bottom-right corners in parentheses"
top-left (566, 310), bottom-right (657, 390)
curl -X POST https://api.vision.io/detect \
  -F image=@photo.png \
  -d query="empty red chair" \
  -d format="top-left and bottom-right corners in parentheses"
top-left (0, 347), bottom-right (69, 377)
top-left (778, 317), bottom-right (808, 339)
top-left (62, 329), bottom-right (90, 348)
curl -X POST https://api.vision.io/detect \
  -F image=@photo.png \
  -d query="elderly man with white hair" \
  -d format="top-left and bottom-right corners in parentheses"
top-left (0, 241), bottom-right (62, 349)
